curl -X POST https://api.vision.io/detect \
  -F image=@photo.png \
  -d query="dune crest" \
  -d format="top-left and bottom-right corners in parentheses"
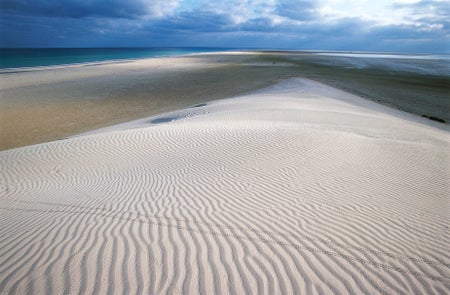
top-left (1, 79), bottom-right (449, 294)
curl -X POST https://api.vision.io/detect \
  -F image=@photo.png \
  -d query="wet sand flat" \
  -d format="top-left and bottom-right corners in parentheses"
top-left (1, 51), bottom-right (449, 150)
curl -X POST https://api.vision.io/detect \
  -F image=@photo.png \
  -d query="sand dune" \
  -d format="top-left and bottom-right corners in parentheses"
top-left (1, 79), bottom-right (449, 294)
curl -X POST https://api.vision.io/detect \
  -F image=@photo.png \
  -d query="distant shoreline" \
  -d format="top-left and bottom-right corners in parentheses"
top-left (0, 47), bottom-right (234, 70)
top-left (2, 48), bottom-right (449, 71)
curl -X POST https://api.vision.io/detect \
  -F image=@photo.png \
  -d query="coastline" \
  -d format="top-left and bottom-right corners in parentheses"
top-left (1, 51), bottom-right (449, 150)
top-left (0, 47), bottom-right (234, 70)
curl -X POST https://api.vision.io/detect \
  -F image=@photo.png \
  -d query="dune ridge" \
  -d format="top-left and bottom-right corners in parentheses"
top-left (1, 78), bottom-right (449, 294)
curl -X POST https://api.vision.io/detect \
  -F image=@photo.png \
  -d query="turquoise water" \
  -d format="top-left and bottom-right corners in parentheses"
top-left (0, 47), bottom-right (231, 69)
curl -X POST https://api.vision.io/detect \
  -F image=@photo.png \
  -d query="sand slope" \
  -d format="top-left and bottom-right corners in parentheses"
top-left (1, 79), bottom-right (449, 294)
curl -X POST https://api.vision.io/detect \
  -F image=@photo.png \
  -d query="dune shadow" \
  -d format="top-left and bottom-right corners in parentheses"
top-left (149, 104), bottom-right (208, 125)
top-left (191, 103), bottom-right (207, 108)
top-left (149, 116), bottom-right (179, 124)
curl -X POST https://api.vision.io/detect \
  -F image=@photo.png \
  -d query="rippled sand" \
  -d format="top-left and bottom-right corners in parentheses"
top-left (1, 78), bottom-right (449, 294)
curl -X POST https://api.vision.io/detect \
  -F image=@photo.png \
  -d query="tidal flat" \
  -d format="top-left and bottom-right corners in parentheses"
top-left (1, 51), bottom-right (448, 150)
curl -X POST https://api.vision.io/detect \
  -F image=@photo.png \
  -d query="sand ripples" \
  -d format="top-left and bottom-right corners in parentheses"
top-left (1, 81), bottom-right (449, 294)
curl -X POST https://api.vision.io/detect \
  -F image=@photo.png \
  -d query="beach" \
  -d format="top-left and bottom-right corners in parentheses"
top-left (1, 51), bottom-right (449, 150)
top-left (1, 52), bottom-right (449, 294)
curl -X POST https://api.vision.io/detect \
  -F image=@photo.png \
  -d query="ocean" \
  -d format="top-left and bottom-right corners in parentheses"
top-left (0, 47), bottom-right (231, 69)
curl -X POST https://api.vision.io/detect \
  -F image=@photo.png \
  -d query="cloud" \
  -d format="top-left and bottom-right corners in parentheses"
top-left (275, 0), bottom-right (316, 21)
top-left (392, 0), bottom-right (450, 25)
top-left (0, 0), bottom-right (180, 19)
top-left (0, 0), bottom-right (448, 52)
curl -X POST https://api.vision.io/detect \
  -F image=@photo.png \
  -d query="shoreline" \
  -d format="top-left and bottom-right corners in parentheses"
top-left (0, 47), bottom-right (238, 70)
top-left (0, 50), bottom-right (244, 74)
top-left (1, 51), bottom-right (449, 150)
top-left (2, 50), bottom-right (448, 73)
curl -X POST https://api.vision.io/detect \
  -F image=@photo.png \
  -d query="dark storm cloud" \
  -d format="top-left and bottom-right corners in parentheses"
top-left (0, 0), bottom-right (179, 19)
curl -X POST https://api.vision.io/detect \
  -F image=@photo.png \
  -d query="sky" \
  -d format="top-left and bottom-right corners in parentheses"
top-left (0, 0), bottom-right (449, 53)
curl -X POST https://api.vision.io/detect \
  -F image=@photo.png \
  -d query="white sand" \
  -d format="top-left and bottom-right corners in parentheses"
top-left (1, 78), bottom-right (449, 294)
